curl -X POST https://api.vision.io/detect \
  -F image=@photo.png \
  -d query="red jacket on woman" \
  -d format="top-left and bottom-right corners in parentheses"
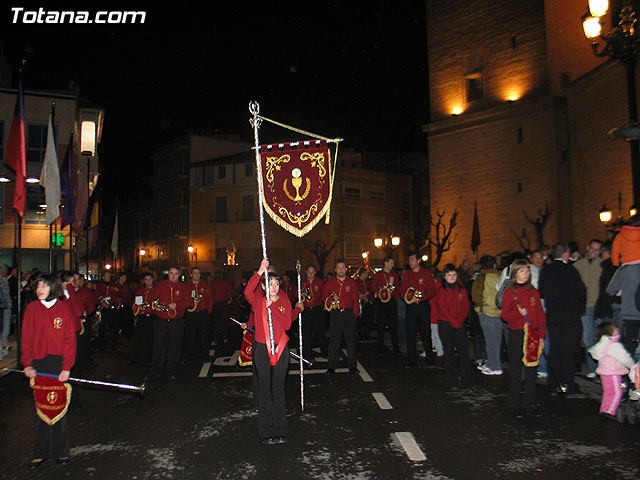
top-left (501, 285), bottom-right (546, 338)
top-left (433, 282), bottom-right (468, 329)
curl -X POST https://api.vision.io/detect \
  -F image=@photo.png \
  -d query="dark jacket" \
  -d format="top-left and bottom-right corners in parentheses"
top-left (594, 258), bottom-right (619, 320)
top-left (538, 260), bottom-right (586, 314)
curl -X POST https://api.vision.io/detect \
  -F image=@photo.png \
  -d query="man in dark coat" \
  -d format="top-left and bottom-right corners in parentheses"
top-left (538, 242), bottom-right (587, 395)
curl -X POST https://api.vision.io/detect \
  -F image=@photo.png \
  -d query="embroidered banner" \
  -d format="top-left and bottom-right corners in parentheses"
top-left (259, 140), bottom-right (333, 237)
top-left (238, 329), bottom-right (253, 367)
top-left (30, 375), bottom-right (72, 425)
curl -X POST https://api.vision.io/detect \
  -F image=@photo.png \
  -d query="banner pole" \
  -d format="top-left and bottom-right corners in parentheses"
top-left (296, 259), bottom-right (304, 412)
top-left (249, 101), bottom-right (275, 356)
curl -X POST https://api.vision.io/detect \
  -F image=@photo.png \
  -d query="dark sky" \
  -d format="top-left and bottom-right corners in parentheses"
top-left (1, 2), bottom-right (428, 200)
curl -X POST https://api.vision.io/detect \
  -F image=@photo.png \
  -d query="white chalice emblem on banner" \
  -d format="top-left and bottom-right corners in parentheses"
top-left (285, 167), bottom-right (311, 204)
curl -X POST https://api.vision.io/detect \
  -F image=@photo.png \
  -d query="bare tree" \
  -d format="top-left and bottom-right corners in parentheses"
top-left (523, 205), bottom-right (553, 250)
top-left (420, 208), bottom-right (458, 267)
top-left (302, 238), bottom-right (339, 277)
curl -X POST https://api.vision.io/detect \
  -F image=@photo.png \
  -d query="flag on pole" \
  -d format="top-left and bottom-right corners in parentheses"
top-left (4, 75), bottom-right (27, 217)
top-left (111, 210), bottom-right (118, 260)
top-left (60, 134), bottom-right (75, 228)
top-left (471, 201), bottom-right (481, 254)
top-left (257, 140), bottom-right (334, 237)
top-left (40, 110), bottom-right (61, 225)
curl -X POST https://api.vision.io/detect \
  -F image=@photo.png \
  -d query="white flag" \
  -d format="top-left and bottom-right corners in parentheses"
top-left (39, 111), bottom-right (61, 225)
top-left (111, 210), bottom-right (119, 260)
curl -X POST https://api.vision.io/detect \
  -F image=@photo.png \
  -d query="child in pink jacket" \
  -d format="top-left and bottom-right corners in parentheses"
top-left (588, 322), bottom-right (635, 419)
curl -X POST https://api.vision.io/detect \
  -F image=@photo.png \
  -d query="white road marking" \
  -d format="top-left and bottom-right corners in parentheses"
top-left (372, 392), bottom-right (393, 410)
top-left (393, 432), bottom-right (426, 461)
top-left (198, 362), bottom-right (211, 378)
top-left (213, 351), bottom-right (240, 366)
top-left (357, 361), bottom-right (373, 382)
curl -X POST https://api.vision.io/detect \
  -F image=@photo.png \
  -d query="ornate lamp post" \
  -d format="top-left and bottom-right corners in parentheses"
top-left (583, 0), bottom-right (640, 209)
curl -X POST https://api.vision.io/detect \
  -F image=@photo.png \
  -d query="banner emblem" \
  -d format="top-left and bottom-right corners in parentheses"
top-left (30, 376), bottom-right (72, 425)
top-left (259, 140), bottom-right (333, 237)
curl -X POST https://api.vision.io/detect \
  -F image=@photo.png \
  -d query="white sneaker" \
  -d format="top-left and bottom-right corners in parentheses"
top-left (586, 372), bottom-right (597, 379)
top-left (481, 368), bottom-right (503, 376)
top-left (630, 389), bottom-right (640, 401)
top-left (537, 371), bottom-right (548, 378)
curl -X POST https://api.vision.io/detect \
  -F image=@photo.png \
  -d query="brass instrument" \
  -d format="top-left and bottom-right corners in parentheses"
top-left (237, 294), bottom-right (248, 308)
top-left (404, 287), bottom-right (423, 304)
top-left (187, 293), bottom-right (203, 313)
top-left (324, 292), bottom-right (341, 312)
top-left (378, 284), bottom-right (395, 303)
top-left (301, 286), bottom-right (313, 303)
top-left (152, 299), bottom-right (171, 312)
top-left (134, 301), bottom-right (151, 316)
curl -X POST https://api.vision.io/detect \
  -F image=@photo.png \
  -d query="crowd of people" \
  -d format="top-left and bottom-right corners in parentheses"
top-left (10, 224), bottom-right (640, 461)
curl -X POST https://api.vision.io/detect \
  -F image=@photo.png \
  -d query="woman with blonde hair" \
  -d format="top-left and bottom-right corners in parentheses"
top-left (501, 260), bottom-right (546, 418)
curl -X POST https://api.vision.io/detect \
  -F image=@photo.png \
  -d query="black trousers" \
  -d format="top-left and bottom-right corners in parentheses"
top-left (151, 317), bottom-right (185, 375)
top-left (507, 329), bottom-right (537, 411)
top-left (31, 355), bottom-right (69, 460)
top-left (212, 301), bottom-right (229, 344)
top-left (119, 305), bottom-right (134, 341)
top-left (438, 320), bottom-right (472, 388)
top-left (375, 299), bottom-right (399, 352)
top-left (405, 301), bottom-right (433, 364)
top-left (70, 328), bottom-right (90, 404)
top-left (302, 306), bottom-right (328, 359)
top-left (99, 308), bottom-right (120, 350)
top-left (184, 310), bottom-right (211, 363)
top-left (327, 309), bottom-right (357, 369)
top-left (622, 319), bottom-right (640, 356)
top-left (547, 310), bottom-right (582, 394)
top-left (133, 314), bottom-right (155, 364)
top-left (358, 301), bottom-right (374, 339)
top-left (254, 342), bottom-right (289, 439)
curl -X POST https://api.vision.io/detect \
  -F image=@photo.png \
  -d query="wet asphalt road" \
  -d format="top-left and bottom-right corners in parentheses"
top-left (1, 332), bottom-right (639, 480)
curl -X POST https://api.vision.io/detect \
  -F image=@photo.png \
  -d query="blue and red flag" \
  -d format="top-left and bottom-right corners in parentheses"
top-left (4, 75), bottom-right (27, 217)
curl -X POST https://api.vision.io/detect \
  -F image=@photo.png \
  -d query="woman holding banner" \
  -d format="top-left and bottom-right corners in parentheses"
top-left (244, 258), bottom-right (303, 445)
top-left (21, 273), bottom-right (76, 468)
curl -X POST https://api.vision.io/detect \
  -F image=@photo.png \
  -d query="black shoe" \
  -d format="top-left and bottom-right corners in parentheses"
top-left (273, 436), bottom-right (288, 444)
top-left (349, 368), bottom-right (360, 374)
top-left (168, 374), bottom-right (177, 381)
top-left (405, 363), bottom-right (417, 369)
top-left (286, 408), bottom-right (295, 417)
top-left (510, 408), bottom-right (524, 419)
top-left (600, 412), bottom-right (617, 421)
top-left (58, 457), bottom-right (71, 465)
top-left (262, 437), bottom-right (277, 445)
top-left (326, 368), bottom-right (335, 374)
top-left (525, 406), bottom-right (542, 418)
top-left (28, 459), bottom-right (45, 469)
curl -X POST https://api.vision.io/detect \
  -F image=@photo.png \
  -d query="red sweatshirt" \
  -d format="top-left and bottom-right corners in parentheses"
top-left (154, 280), bottom-right (191, 320)
top-left (501, 285), bottom-right (546, 338)
top-left (244, 274), bottom-right (300, 345)
top-left (21, 299), bottom-right (77, 371)
top-left (187, 281), bottom-right (214, 314)
top-left (63, 287), bottom-right (84, 332)
top-left (433, 282), bottom-right (469, 329)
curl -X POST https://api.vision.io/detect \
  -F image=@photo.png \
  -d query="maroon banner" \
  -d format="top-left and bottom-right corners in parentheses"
top-left (30, 376), bottom-right (72, 425)
top-left (238, 330), bottom-right (253, 367)
top-left (259, 140), bottom-right (333, 237)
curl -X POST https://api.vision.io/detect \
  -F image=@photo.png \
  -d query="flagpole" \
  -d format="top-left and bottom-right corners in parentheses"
top-left (48, 102), bottom-right (56, 273)
top-left (249, 101), bottom-right (275, 356)
top-left (296, 259), bottom-right (304, 412)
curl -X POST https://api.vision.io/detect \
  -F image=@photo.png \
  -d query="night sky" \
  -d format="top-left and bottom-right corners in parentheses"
top-left (1, 2), bottom-right (428, 203)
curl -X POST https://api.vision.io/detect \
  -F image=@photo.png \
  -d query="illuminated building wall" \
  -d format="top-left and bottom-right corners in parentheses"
top-left (425, 0), bottom-right (618, 265)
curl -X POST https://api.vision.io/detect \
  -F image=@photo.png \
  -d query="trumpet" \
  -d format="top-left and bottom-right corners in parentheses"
top-left (324, 292), bottom-right (341, 312)
top-left (152, 299), bottom-right (171, 312)
top-left (301, 286), bottom-right (313, 303)
top-left (187, 293), bottom-right (203, 313)
top-left (378, 284), bottom-right (395, 303)
top-left (134, 301), bottom-right (151, 316)
top-left (404, 287), bottom-right (423, 304)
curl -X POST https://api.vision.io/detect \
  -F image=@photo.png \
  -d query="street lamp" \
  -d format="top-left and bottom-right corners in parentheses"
top-left (582, 0), bottom-right (640, 209)
top-left (599, 204), bottom-right (613, 223)
top-left (373, 235), bottom-right (401, 260)
top-left (188, 244), bottom-right (198, 264)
